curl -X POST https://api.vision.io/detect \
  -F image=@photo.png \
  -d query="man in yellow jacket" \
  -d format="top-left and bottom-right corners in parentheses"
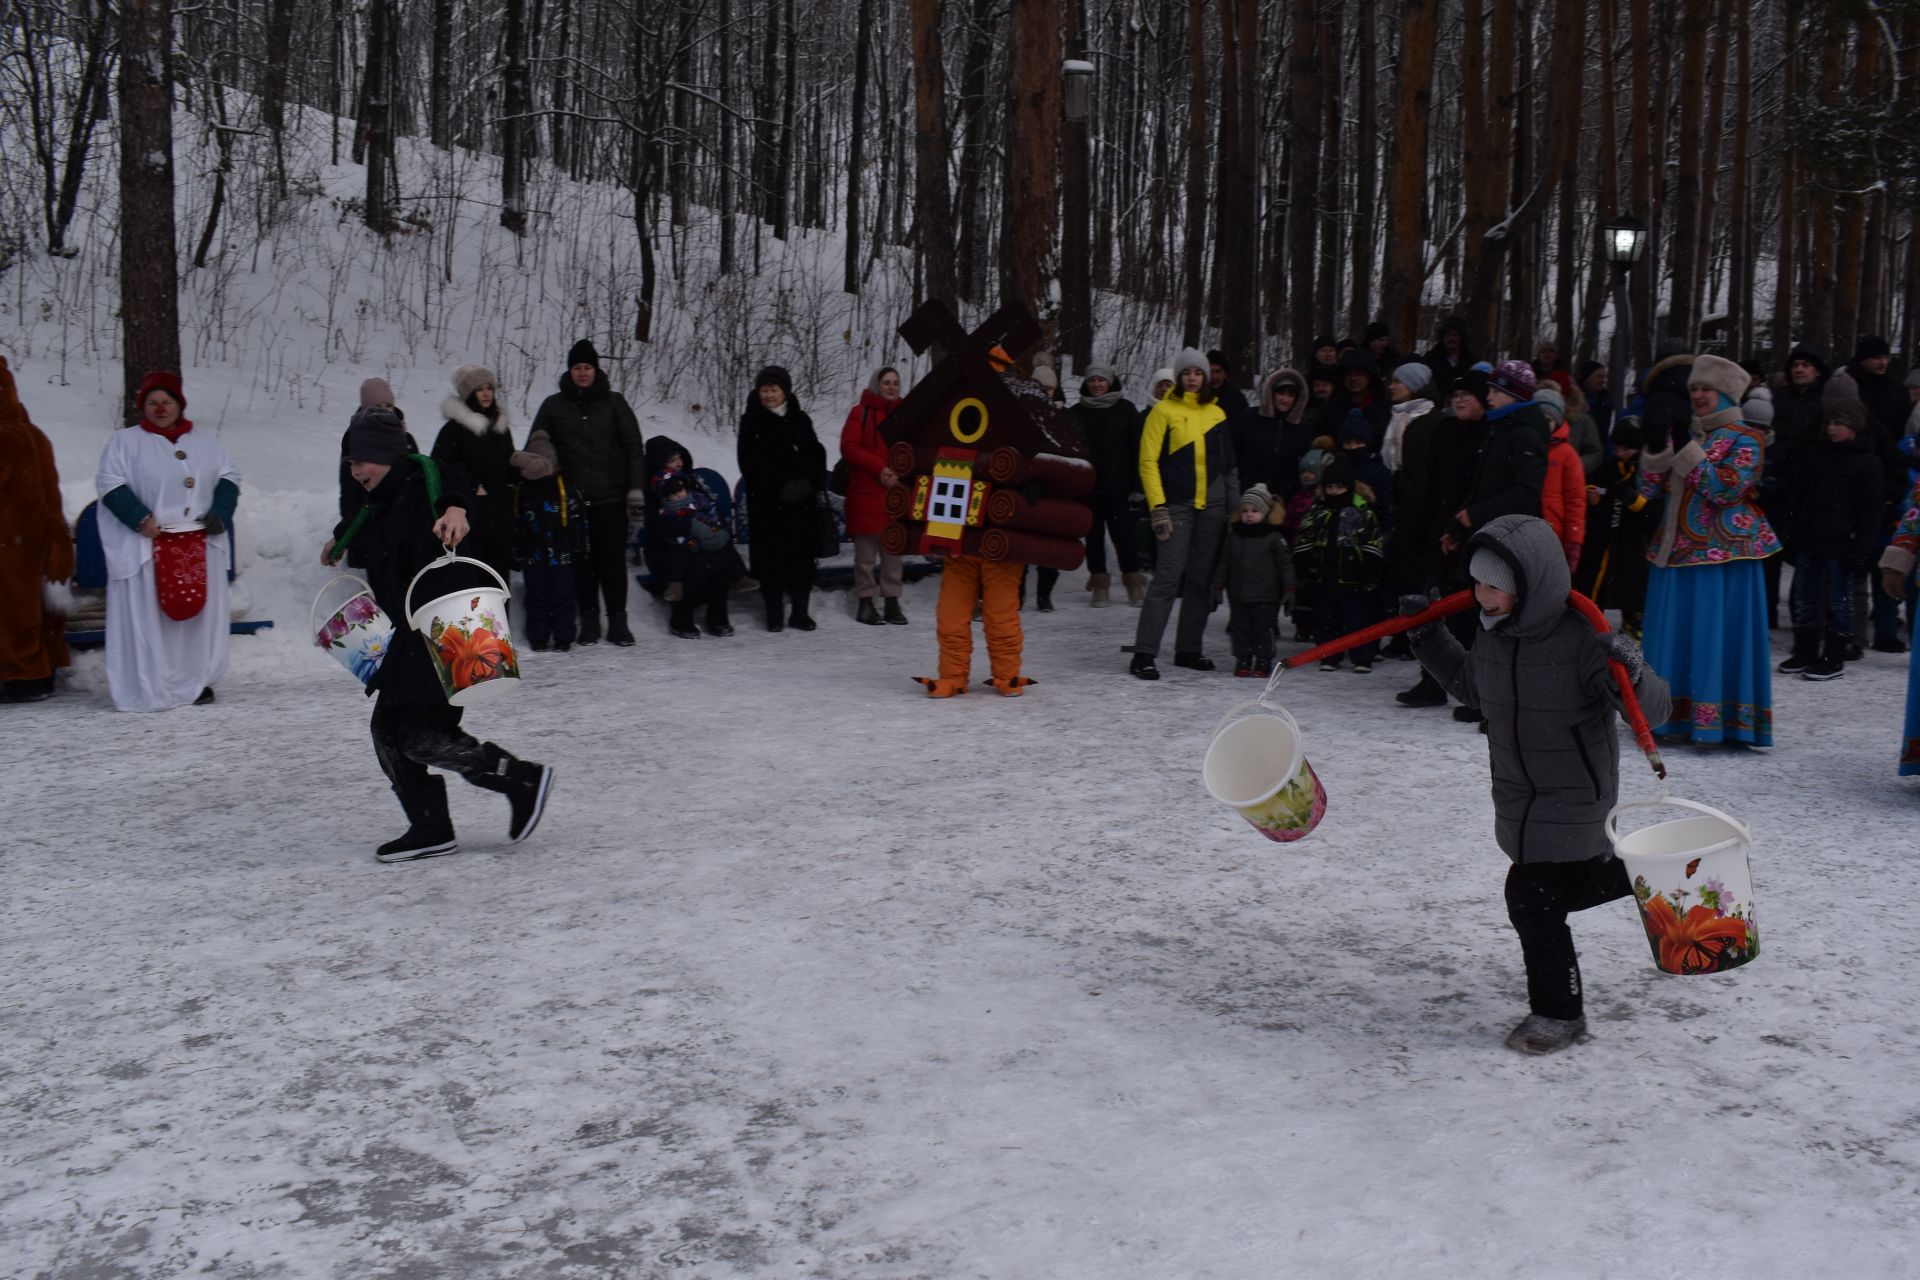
top-left (1129, 347), bottom-right (1239, 679)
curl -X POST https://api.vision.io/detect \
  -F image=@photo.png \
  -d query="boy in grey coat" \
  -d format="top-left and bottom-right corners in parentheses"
top-left (1216, 485), bottom-right (1297, 676)
top-left (1404, 514), bottom-right (1672, 1055)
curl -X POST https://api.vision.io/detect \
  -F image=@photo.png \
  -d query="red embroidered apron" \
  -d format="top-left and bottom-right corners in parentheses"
top-left (153, 528), bottom-right (209, 621)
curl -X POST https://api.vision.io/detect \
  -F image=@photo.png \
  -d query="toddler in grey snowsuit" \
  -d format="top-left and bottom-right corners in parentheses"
top-left (1405, 514), bottom-right (1671, 1055)
top-left (1216, 485), bottom-right (1297, 677)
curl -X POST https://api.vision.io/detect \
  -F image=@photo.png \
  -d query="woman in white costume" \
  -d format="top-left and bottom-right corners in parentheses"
top-left (94, 370), bottom-right (241, 711)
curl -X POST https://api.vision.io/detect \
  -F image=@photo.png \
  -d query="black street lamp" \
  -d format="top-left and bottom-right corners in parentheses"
top-left (1603, 213), bottom-right (1648, 430)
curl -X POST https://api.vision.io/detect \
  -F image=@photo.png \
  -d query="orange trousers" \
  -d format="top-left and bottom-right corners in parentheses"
top-left (931, 555), bottom-right (1025, 694)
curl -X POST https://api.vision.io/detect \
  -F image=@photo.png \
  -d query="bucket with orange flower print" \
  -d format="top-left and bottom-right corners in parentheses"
top-left (406, 553), bottom-right (521, 706)
top-left (1202, 700), bottom-right (1327, 842)
top-left (1605, 796), bottom-right (1758, 975)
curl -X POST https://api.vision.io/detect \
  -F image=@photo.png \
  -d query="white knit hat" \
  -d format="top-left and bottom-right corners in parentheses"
top-left (1469, 546), bottom-right (1517, 596)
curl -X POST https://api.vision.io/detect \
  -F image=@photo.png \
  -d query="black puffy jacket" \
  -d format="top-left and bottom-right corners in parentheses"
top-left (1414, 514), bottom-right (1673, 863)
top-left (527, 370), bottom-right (647, 504)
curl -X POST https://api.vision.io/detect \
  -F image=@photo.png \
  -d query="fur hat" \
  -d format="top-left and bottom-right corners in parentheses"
top-left (567, 338), bottom-right (601, 370)
top-left (453, 364), bottom-right (495, 399)
top-left (1688, 354), bottom-right (1749, 406)
top-left (1469, 546), bottom-right (1518, 597)
top-left (1822, 369), bottom-right (1869, 431)
top-left (345, 406), bottom-right (408, 465)
top-left (1490, 359), bottom-right (1537, 400)
top-left (1391, 362), bottom-right (1433, 396)
top-left (1854, 334), bottom-right (1892, 361)
top-left (359, 376), bottom-right (394, 409)
top-left (1533, 385), bottom-right (1567, 426)
top-left (1239, 484), bottom-right (1274, 516)
top-left (136, 369), bottom-right (186, 410)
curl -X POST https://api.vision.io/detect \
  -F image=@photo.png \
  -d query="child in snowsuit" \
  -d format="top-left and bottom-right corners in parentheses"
top-left (511, 450), bottom-right (586, 651)
top-left (1404, 514), bottom-right (1671, 1054)
top-left (1286, 448), bottom-right (1327, 640)
top-left (332, 411), bottom-right (553, 863)
top-left (649, 470), bottom-right (736, 638)
top-left (1217, 485), bottom-right (1297, 677)
top-left (1296, 456), bottom-right (1384, 671)
top-left (1572, 416), bottom-right (1655, 636)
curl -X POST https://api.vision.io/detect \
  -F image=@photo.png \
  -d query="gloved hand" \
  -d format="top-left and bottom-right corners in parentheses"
top-left (1150, 506), bottom-right (1173, 541)
top-left (202, 514), bottom-right (226, 535)
top-left (1281, 588), bottom-right (1296, 617)
top-left (1600, 631), bottom-right (1648, 684)
top-left (1398, 591), bottom-right (1441, 643)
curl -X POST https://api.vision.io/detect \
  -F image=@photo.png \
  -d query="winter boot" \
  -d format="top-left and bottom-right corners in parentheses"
top-left (1803, 631), bottom-right (1849, 681)
top-left (1504, 1013), bottom-right (1589, 1055)
top-left (763, 590), bottom-right (785, 632)
top-left (465, 744), bottom-right (556, 844)
top-left (1396, 671), bottom-right (1449, 707)
top-left (883, 597), bottom-right (909, 625)
top-left (857, 598), bottom-right (885, 625)
top-left (669, 599), bottom-right (701, 639)
top-left (375, 777), bottom-right (459, 863)
top-left (1873, 632), bottom-right (1910, 654)
top-left (1381, 634), bottom-right (1414, 661)
top-left (1089, 573), bottom-right (1112, 608)
top-left (1234, 658), bottom-right (1254, 678)
top-left (1129, 652), bottom-right (1160, 681)
top-left (1777, 627), bottom-right (1819, 675)
top-left (705, 599), bottom-right (734, 637)
top-left (577, 610), bottom-right (602, 646)
top-left (1172, 652), bottom-right (1215, 671)
top-left (788, 587), bottom-right (817, 631)
top-left (913, 675), bottom-right (969, 698)
top-left (1452, 705), bottom-right (1485, 724)
top-left (606, 615), bottom-right (636, 646)
top-left (1122, 571), bottom-right (1148, 607)
top-left (985, 675), bottom-right (1037, 696)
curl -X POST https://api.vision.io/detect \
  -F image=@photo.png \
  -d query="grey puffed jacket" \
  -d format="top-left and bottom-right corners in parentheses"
top-left (1412, 514), bottom-right (1672, 863)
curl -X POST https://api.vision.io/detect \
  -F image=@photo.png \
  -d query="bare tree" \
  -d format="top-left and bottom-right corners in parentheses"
top-left (118, 0), bottom-right (182, 414)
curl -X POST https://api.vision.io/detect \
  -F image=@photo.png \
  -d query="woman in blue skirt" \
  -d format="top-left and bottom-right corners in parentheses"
top-left (1636, 354), bottom-right (1781, 747)
top-left (1880, 479), bottom-right (1920, 775)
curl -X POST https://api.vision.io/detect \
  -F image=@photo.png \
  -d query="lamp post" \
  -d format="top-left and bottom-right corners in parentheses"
top-left (1603, 213), bottom-right (1648, 432)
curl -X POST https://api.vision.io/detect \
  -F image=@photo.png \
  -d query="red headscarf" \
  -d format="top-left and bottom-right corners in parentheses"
top-left (136, 370), bottom-right (193, 443)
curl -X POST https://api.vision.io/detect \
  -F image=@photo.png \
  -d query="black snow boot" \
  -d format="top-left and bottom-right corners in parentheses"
top-left (1129, 652), bottom-right (1160, 680)
top-left (1504, 1014), bottom-right (1588, 1055)
top-left (1803, 631), bottom-right (1848, 681)
top-left (1172, 652), bottom-right (1216, 671)
top-left (1777, 627), bottom-right (1818, 675)
top-left (788, 588), bottom-right (817, 631)
top-left (465, 743), bottom-right (555, 844)
top-left (669, 599), bottom-right (701, 639)
top-left (576, 611), bottom-right (602, 646)
top-left (376, 777), bottom-right (459, 863)
top-left (1396, 671), bottom-right (1448, 706)
top-left (1452, 705), bottom-right (1485, 724)
top-left (705, 598), bottom-right (734, 637)
top-left (883, 597), bottom-right (909, 625)
top-left (763, 590), bottom-right (785, 632)
top-left (857, 599), bottom-right (885, 625)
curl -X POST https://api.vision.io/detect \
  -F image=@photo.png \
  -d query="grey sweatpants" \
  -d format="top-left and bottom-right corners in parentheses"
top-left (1131, 503), bottom-right (1226, 658)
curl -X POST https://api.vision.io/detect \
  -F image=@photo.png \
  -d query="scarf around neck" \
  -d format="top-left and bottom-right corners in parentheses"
top-left (139, 416), bottom-right (194, 444)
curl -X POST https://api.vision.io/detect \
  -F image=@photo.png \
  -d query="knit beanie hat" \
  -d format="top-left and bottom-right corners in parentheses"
top-left (1688, 354), bottom-right (1748, 406)
top-left (1469, 546), bottom-right (1518, 597)
top-left (1575, 359), bottom-right (1605, 385)
top-left (453, 364), bottom-right (495, 399)
top-left (1533, 385), bottom-right (1567, 426)
top-left (1905, 368), bottom-right (1920, 390)
top-left (1337, 347), bottom-right (1382, 377)
top-left (345, 406), bottom-right (408, 465)
top-left (136, 369), bottom-right (186, 410)
top-left (1082, 363), bottom-right (1118, 387)
top-left (1206, 349), bottom-right (1232, 375)
top-left (1151, 366), bottom-right (1175, 390)
top-left (359, 376), bottom-right (395, 409)
top-left (1854, 334), bottom-right (1892, 361)
top-left (1741, 386), bottom-right (1774, 429)
top-left (1307, 366), bottom-right (1339, 390)
top-left (1490, 359), bottom-right (1537, 400)
top-left (1311, 334), bottom-right (1338, 354)
top-left (1391, 362), bottom-right (1433, 396)
top-left (1610, 415), bottom-right (1645, 449)
top-left (567, 338), bottom-right (601, 369)
top-left (1822, 369), bottom-right (1869, 431)
top-left (1471, 360), bottom-right (1494, 374)
top-left (1239, 484), bottom-right (1274, 516)
top-left (1174, 347), bottom-right (1209, 378)
top-left (1450, 369), bottom-right (1492, 407)
top-left (1336, 410), bottom-right (1372, 446)
top-left (1298, 447), bottom-right (1332, 479)
top-left (1788, 343), bottom-right (1832, 376)
top-left (757, 365), bottom-right (794, 395)
top-left (1321, 455), bottom-right (1356, 491)
top-left (1364, 321), bottom-right (1390, 344)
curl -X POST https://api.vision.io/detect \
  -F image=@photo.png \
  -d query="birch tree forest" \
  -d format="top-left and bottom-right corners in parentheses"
top-left (2, 0), bottom-right (1917, 390)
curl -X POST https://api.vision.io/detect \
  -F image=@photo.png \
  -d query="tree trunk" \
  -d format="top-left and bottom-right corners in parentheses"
top-left (845, 0), bottom-right (873, 293)
top-left (1217, 0), bottom-right (1260, 375)
top-left (1382, 0), bottom-right (1436, 345)
top-left (1464, 0), bottom-right (1514, 338)
top-left (362, 0), bottom-right (395, 233)
top-left (719, 0), bottom-right (735, 274)
top-left (1804, 0), bottom-right (1845, 357)
top-left (1690, 0), bottom-right (1726, 341)
top-left (774, 0), bottom-right (796, 240)
top-left (1544, 0), bottom-right (1584, 355)
top-left (1288, 0), bottom-right (1323, 362)
top-left (952, 0), bottom-right (996, 302)
top-left (118, 0), bottom-right (182, 417)
top-left (500, 0), bottom-right (530, 234)
top-left (1060, 1), bottom-right (1094, 367)
top-left (1009, 0), bottom-right (1062, 325)
top-left (910, 0), bottom-right (956, 305)
top-left (1727, 3), bottom-right (1751, 354)
top-left (1627, 0), bottom-right (1652, 368)
top-left (1313, 4), bottom-right (1342, 336)
top-left (1771, 0), bottom-right (1797, 364)
top-left (1348, 0), bottom-right (1377, 337)
top-left (1182, 0), bottom-right (1209, 347)
top-left (262, 0), bottom-right (297, 192)
top-left (1832, 10), bottom-right (1879, 354)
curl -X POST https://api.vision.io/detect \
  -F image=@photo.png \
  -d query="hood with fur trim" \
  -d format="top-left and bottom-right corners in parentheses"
top-left (441, 394), bottom-right (511, 436)
top-left (1257, 368), bottom-right (1309, 424)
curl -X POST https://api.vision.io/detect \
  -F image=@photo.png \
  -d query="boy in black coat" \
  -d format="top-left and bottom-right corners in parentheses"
top-left (334, 411), bottom-right (553, 863)
top-left (1781, 373), bottom-right (1887, 679)
top-left (1406, 515), bottom-right (1672, 1055)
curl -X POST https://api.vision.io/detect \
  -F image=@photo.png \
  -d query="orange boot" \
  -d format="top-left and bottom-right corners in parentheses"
top-left (914, 556), bottom-right (982, 697)
top-left (978, 559), bottom-right (1031, 695)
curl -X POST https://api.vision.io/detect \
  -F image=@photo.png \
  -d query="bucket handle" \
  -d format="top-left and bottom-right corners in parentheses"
top-left (1605, 795), bottom-right (1750, 848)
top-left (310, 574), bottom-right (376, 637)
top-left (1208, 697), bottom-right (1299, 748)
top-left (405, 552), bottom-right (511, 619)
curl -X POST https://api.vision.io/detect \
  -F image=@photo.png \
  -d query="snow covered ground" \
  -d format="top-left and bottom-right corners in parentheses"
top-left (6, 523), bottom-right (1920, 1276)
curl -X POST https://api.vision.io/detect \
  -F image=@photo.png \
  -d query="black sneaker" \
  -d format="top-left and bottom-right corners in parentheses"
top-left (375, 829), bottom-right (459, 863)
top-left (1172, 652), bottom-right (1215, 671)
top-left (1351, 662), bottom-right (1373, 674)
top-left (1776, 653), bottom-right (1812, 675)
top-left (1129, 652), bottom-right (1160, 680)
top-left (606, 622), bottom-right (637, 647)
top-left (505, 762), bottom-right (554, 844)
top-left (788, 613), bottom-right (818, 632)
top-left (670, 622), bottom-right (701, 639)
top-left (1802, 656), bottom-right (1845, 681)
top-left (1452, 705), bottom-right (1485, 723)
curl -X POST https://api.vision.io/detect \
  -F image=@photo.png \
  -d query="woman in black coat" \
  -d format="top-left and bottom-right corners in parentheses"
top-left (430, 364), bottom-right (518, 584)
top-left (737, 365), bottom-right (828, 630)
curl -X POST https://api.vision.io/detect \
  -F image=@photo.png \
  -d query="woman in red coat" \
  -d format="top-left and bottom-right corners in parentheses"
top-left (840, 367), bottom-right (909, 624)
